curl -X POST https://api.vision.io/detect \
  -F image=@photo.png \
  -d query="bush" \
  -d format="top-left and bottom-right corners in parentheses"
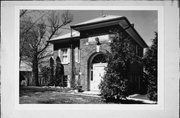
top-left (55, 57), bottom-right (64, 87)
top-left (40, 66), bottom-right (51, 85)
top-left (99, 31), bottom-right (138, 102)
top-left (99, 73), bottom-right (129, 102)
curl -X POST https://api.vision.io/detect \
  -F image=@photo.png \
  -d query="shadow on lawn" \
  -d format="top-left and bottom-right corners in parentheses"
top-left (37, 98), bottom-right (75, 104)
top-left (38, 99), bottom-right (56, 104)
top-left (118, 99), bottom-right (145, 104)
top-left (19, 86), bottom-right (72, 97)
top-left (37, 99), bottom-right (146, 104)
top-left (103, 99), bottom-right (146, 104)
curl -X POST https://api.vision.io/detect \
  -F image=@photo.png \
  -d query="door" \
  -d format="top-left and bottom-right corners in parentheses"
top-left (91, 63), bottom-right (107, 91)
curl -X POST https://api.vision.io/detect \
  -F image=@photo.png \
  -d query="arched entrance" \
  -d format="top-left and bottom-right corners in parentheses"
top-left (88, 53), bottom-right (107, 91)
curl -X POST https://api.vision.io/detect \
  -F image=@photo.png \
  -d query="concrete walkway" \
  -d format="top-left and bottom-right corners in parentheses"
top-left (127, 94), bottom-right (157, 104)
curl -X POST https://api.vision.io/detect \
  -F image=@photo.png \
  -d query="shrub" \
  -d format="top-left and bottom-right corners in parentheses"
top-left (55, 57), bottom-right (64, 87)
top-left (40, 66), bottom-right (51, 85)
top-left (99, 30), bottom-right (139, 102)
top-left (143, 32), bottom-right (157, 101)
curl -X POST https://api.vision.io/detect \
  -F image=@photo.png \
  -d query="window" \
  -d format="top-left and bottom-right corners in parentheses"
top-left (61, 48), bottom-right (70, 64)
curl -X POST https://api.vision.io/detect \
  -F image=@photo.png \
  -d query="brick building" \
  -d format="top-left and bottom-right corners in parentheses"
top-left (48, 15), bottom-right (148, 94)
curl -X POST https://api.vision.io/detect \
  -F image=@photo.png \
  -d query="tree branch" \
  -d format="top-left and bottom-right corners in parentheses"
top-left (20, 10), bottom-right (28, 17)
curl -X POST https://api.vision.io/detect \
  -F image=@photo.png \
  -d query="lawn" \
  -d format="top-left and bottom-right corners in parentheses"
top-left (19, 86), bottom-right (150, 104)
top-left (20, 86), bottom-right (104, 104)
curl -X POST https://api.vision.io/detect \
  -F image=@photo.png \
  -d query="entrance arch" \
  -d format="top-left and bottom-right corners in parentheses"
top-left (88, 52), bottom-right (107, 91)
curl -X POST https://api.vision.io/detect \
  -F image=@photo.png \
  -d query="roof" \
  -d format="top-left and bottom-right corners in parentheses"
top-left (50, 30), bottom-right (80, 41)
top-left (49, 15), bottom-right (123, 43)
top-left (49, 15), bottom-right (148, 48)
top-left (72, 15), bottom-right (123, 27)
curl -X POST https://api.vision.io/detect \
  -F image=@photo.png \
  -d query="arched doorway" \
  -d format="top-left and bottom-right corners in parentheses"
top-left (88, 53), bottom-right (107, 91)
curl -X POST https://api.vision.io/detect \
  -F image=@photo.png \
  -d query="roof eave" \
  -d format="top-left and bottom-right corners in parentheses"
top-left (121, 17), bottom-right (148, 48)
top-left (71, 16), bottom-right (126, 31)
top-left (48, 36), bottom-right (80, 44)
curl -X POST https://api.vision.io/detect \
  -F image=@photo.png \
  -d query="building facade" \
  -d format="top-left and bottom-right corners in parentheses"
top-left (49, 15), bottom-right (148, 94)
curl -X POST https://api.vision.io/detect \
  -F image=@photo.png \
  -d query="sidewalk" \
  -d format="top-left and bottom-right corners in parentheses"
top-left (127, 94), bottom-right (157, 104)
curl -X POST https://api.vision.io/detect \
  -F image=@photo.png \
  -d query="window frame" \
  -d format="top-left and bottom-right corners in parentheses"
top-left (61, 48), bottom-right (70, 64)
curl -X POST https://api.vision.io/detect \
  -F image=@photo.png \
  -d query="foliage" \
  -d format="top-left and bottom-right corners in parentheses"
top-left (55, 57), bottom-right (65, 87)
top-left (143, 32), bottom-right (158, 101)
top-left (99, 30), bottom-right (140, 102)
top-left (20, 10), bottom-right (73, 86)
top-left (40, 66), bottom-right (51, 85)
top-left (49, 57), bottom-right (55, 86)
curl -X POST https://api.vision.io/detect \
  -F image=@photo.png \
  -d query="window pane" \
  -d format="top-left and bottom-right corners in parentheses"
top-left (61, 48), bottom-right (69, 63)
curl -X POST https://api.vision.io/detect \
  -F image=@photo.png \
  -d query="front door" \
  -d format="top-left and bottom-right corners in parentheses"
top-left (91, 63), bottom-right (107, 91)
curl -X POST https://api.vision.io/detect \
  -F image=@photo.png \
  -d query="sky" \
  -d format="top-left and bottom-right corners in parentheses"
top-left (59, 10), bottom-right (158, 46)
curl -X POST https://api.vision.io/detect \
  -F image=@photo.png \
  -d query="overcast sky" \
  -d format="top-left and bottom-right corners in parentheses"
top-left (59, 10), bottom-right (157, 46)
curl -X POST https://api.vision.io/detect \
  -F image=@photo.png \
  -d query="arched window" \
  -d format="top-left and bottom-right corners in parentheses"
top-left (92, 54), bottom-right (106, 64)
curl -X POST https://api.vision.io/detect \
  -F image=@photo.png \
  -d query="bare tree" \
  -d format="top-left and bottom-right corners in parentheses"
top-left (20, 10), bottom-right (28, 17)
top-left (20, 10), bottom-right (73, 86)
top-left (20, 10), bottom-right (47, 65)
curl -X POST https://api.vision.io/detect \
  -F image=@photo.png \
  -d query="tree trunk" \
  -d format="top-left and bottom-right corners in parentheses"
top-left (32, 55), bottom-right (39, 86)
top-left (50, 57), bottom-right (54, 86)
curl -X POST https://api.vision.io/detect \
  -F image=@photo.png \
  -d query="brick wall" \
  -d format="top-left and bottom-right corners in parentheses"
top-left (79, 37), bottom-right (111, 90)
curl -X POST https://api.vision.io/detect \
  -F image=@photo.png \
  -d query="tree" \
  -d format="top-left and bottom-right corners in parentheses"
top-left (40, 66), bottom-right (51, 86)
top-left (20, 10), bottom-right (73, 86)
top-left (55, 57), bottom-right (64, 87)
top-left (99, 30), bottom-right (140, 102)
top-left (143, 32), bottom-right (157, 101)
top-left (49, 57), bottom-right (55, 86)
top-left (20, 10), bottom-right (48, 65)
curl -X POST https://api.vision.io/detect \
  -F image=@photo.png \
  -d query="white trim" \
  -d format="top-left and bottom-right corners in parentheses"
top-left (75, 47), bottom-right (79, 63)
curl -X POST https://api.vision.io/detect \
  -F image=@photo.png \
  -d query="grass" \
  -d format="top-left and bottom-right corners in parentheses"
top-left (19, 86), bottom-right (152, 104)
top-left (20, 86), bottom-right (104, 104)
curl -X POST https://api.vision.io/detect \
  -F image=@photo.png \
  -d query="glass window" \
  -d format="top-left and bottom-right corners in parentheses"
top-left (61, 48), bottom-right (69, 64)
